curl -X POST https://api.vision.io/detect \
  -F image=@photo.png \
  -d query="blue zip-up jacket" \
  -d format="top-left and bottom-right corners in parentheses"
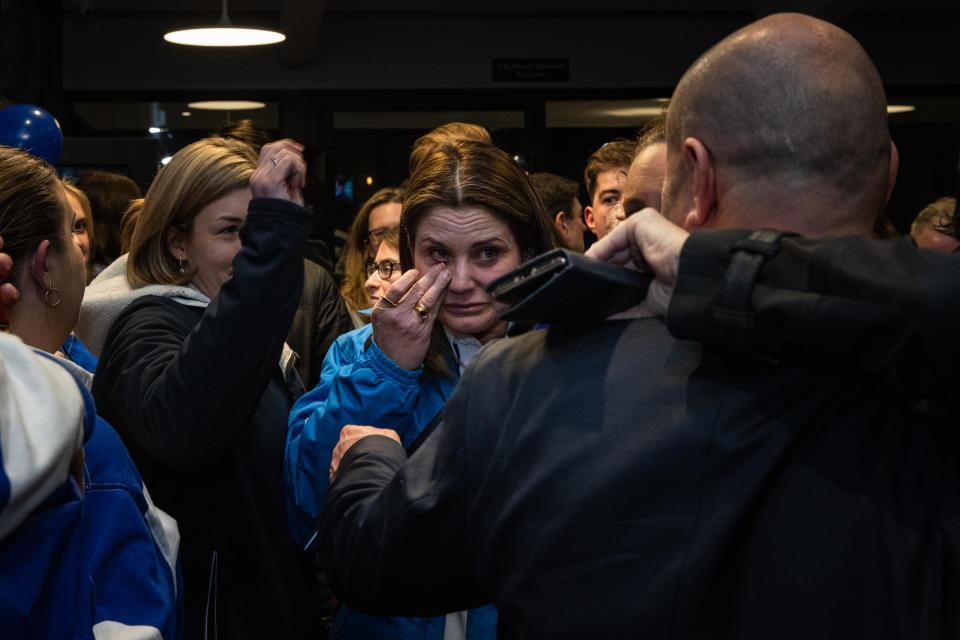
top-left (285, 323), bottom-right (496, 640)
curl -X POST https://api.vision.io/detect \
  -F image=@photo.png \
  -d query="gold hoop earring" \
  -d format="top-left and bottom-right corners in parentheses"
top-left (44, 287), bottom-right (63, 308)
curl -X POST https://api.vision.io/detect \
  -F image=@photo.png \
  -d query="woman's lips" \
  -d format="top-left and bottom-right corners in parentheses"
top-left (443, 302), bottom-right (485, 315)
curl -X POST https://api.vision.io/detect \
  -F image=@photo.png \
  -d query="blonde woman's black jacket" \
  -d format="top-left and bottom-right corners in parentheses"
top-left (319, 230), bottom-right (960, 639)
top-left (93, 198), bottom-right (325, 640)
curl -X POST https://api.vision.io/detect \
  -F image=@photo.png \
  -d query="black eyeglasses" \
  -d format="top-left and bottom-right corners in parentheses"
top-left (366, 260), bottom-right (402, 279)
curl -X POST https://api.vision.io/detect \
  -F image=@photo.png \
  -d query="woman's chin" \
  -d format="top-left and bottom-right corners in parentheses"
top-left (438, 308), bottom-right (504, 341)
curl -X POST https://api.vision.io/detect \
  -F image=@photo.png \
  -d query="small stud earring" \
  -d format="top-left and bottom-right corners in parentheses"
top-left (179, 258), bottom-right (185, 274)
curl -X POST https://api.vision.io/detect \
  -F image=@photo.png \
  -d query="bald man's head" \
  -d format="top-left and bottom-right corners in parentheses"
top-left (663, 13), bottom-right (894, 236)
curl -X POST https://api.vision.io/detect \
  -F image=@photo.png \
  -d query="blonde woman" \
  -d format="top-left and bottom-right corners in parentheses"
top-left (78, 137), bottom-right (325, 639)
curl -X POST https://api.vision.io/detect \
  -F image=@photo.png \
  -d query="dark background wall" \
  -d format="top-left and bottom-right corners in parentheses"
top-left (2, 0), bottom-right (959, 244)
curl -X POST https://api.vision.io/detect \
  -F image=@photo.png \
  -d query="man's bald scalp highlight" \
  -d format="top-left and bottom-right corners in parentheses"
top-left (667, 13), bottom-right (891, 220)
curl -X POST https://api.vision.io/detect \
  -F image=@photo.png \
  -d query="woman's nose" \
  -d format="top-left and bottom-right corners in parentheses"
top-left (447, 261), bottom-right (472, 292)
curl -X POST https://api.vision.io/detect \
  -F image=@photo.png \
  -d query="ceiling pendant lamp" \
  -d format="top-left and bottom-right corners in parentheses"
top-left (164, 0), bottom-right (285, 47)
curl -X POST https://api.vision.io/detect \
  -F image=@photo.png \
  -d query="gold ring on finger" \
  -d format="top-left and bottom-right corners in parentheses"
top-left (380, 293), bottom-right (399, 308)
top-left (413, 301), bottom-right (430, 320)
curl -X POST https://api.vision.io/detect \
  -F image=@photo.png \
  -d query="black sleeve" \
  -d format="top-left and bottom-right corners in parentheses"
top-left (667, 230), bottom-right (960, 400)
top-left (318, 381), bottom-right (485, 617)
top-left (93, 197), bottom-right (310, 471)
top-left (306, 263), bottom-right (354, 389)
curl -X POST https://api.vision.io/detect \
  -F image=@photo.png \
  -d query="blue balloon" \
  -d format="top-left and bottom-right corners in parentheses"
top-left (0, 104), bottom-right (63, 165)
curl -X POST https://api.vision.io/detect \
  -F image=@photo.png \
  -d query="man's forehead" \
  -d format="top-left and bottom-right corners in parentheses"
top-left (595, 167), bottom-right (628, 189)
top-left (629, 144), bottom-right (667, 178)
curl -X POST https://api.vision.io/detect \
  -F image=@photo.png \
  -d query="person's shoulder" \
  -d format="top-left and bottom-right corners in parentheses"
top-left (337, 322), bottom-right (374, 348)
top-left (118, 295), bottom-right (198, 325)
top-left (103, 296), bottom-right (200, 356)
top-left (470, 319), bottom-right (681, 382)
top-left (302, 258), bottom-right (340, 296)
top-left (483, 319), bottom-right (662, 359)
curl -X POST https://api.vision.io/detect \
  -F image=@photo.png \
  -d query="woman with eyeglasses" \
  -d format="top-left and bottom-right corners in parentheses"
top-left (284, 140), bottom-right (559, 640)
top-left (339, 187), bottom-right (403, 325)
top-left (363, 226), bottom-right (403, 309)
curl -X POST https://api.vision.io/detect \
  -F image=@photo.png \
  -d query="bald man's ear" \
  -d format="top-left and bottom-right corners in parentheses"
top-left (884, 141), bottom-right (899, 206)
top-left (682, 137), bottom-right (717, 231)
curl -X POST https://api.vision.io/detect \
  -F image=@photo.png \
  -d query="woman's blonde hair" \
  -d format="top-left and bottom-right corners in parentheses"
top-left (340, 186), bottom-right (404, 311)
top-left (126, 137), bottom-right (258, 288)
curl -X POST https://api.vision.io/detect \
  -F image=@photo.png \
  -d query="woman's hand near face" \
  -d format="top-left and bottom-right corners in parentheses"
top-left (250, 139), bottom-right (308, 206)
top-left (0, 235), bottom-right (19, 326)
top-left (372, 264), bottom-right (451, 370)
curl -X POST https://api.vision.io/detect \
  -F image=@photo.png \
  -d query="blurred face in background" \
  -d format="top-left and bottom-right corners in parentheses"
top-left (52, 186), bottom-right (88, 339)
top-left (366, 202), bottom-right (402, 258)
top-left (65, 189), bottom-right (91, 263)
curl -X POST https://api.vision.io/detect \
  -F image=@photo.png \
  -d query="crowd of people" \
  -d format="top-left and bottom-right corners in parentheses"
top-left (1, 10), bottom-right (960, 640)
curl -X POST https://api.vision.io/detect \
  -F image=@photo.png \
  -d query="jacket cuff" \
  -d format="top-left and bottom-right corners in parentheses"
top-left (336, 434), bottom-right (407, 480)
top-left (247, 197), bottom-right (312, 232)
top-left (365, 336), bottom-right (424, 386)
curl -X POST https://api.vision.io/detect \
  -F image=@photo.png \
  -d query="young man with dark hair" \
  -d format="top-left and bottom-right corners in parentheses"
top-left (582, 139), bottom-right (634, 240)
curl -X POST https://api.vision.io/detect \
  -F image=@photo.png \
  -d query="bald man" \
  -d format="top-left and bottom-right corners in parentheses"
top-left (318, 14), bottom-right (958, 639)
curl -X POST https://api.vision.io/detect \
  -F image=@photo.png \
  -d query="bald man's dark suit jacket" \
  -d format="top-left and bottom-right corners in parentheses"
top-left (319, 231), bottom-right (960, 639)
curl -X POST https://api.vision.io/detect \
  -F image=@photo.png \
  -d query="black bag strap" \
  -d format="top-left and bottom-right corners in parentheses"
top-left (710, 229), bottom-right (785, 348)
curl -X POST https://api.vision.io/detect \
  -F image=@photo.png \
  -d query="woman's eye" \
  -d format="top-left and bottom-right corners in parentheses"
top-left (428, 247), bottom-right (449, 262)
top-left (73, 220), bottom-right (86, 232)
top-left (221, 225), bottom-right (241, 235)
top-left (476, 246), bottom-right (501, 262)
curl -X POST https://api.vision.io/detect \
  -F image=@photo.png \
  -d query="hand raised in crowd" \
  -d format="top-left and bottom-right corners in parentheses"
top-left (329, 424), bottom-right (403, 482)
top-left (372, 264), bottom-right (451, 371)
top-left (586, 208), bottom-right (690, 318)
top-left (250, 139), bottom-right (308, 206)
top-left (0, 235), bottom-right (19, 326)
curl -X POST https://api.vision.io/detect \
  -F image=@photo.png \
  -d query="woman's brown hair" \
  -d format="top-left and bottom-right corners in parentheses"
top-left (126, 137), bottom-right (257, 288)
top-left (408, 122), bottom-right (492, 175)
top-left (76, 170), bottom-right (141, 268)
top-left (340, 186), bottom-right (404, 311)
top-left (400, 140), bottom-right (557, 377)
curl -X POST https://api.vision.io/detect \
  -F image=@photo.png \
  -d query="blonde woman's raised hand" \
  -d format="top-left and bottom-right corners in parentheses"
top-left (251, 139), bottom-right (308, 205)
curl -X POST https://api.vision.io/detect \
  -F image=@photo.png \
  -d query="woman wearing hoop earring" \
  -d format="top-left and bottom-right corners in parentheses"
top-left (0, 145), bottom-right (181, 638)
